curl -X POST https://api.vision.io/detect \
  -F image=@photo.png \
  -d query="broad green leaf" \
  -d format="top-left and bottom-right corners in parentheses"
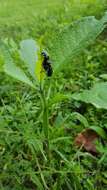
top-left (90, 126), bottom-right (107, 139)
top-left (35, 53), bottom-right (45, 81)
top-left (54, 113), bottom-right (64, 127)
top-left (4, 63), bottom-right (35, 88)
top-left (101, 11), bottom-right (107, 23)
top-left (72, 82), bottom-right (107, 109)
top-left (49, 12), bottom-right (107, 70)
top-left (0, 41), bottom-right (35, 88)
top-left (20, 39), bottom-right (45, 81)
top-left (20, 39), bottom-right (39, 78)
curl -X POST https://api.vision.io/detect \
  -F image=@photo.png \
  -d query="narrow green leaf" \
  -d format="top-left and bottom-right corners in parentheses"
top-left (90, 126), bottom-right (107, 139)
top-left (49, 93), bottom-right (69, 106)
top-left (26, 138), bottom-right (47, 161)
top-left (49, 12), bottom-right (107, 70)
top-left (100, 74), bottom-right (107, 80)
top-left (55, 149), bottom-right (70, 164)
top-left (30, 173), bottom-right (44, 190)
top-left (71, 112), bottom-right (89, 128)
top-left (20, 39), bottom-right (39, 78)
top-left (0, 41), bottom-right (35, 88)
top-left (51, 136), bottom-right (71, 143)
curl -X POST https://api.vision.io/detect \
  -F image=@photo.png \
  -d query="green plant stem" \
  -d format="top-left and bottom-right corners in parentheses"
top-left (39, 84), bottom-right (50, 159)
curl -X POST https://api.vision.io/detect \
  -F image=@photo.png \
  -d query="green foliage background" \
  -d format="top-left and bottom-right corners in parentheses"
top-left (1, 0), bottom-right (107, 189)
